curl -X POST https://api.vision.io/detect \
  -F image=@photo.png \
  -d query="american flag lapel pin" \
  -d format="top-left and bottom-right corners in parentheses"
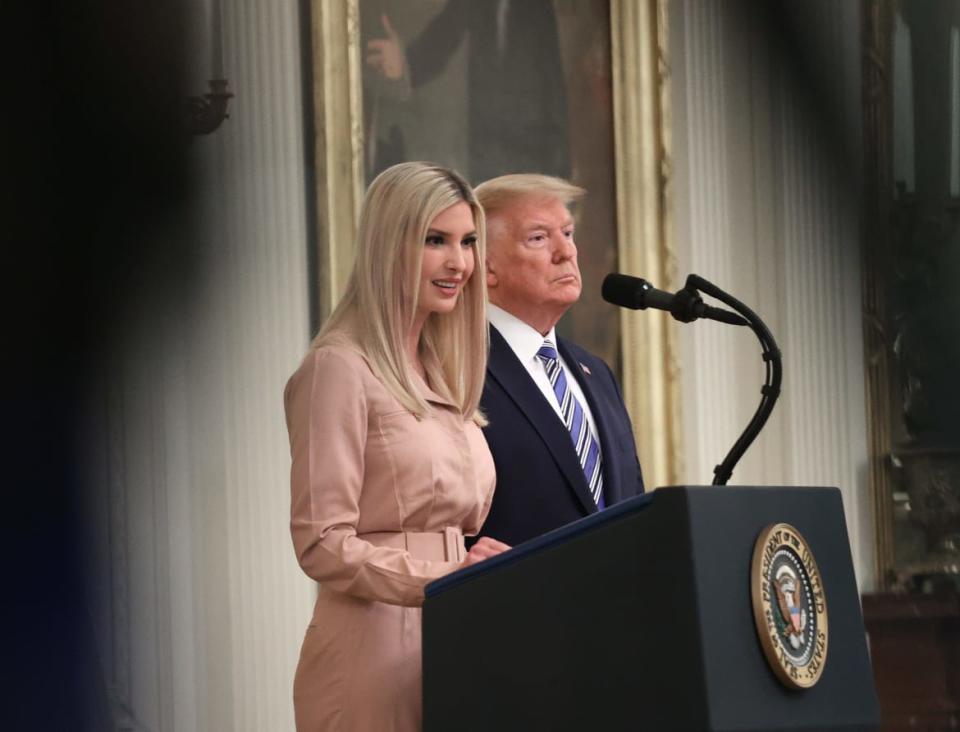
top-left (580, 363), bottom-right (591, 375)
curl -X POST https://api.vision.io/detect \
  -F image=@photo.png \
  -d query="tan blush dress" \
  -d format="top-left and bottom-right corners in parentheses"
top-left (284, 343), bottom-right (496, 732)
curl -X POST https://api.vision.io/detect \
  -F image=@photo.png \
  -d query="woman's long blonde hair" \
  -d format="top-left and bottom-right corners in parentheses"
top-left (312, 162), bottom-right (488, 422)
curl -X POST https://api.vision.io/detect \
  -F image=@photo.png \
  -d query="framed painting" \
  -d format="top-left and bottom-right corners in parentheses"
top-left (861, 0), bottom-right (960, 589)
top-left (307, 0), bottom-right (680, 487)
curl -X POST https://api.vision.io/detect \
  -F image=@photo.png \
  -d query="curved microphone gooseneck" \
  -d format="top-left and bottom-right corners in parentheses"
top-left (682, 274), bottom-right (782, 486)
top-left (601, 272), bottom-right (782, 486)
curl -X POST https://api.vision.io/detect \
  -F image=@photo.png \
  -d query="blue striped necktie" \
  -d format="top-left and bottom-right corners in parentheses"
top-left (536, 340), bottom-right (605, 508)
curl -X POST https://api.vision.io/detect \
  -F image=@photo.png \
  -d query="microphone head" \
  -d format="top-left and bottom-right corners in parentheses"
top-left (601, 273), bottom-right (650, 309)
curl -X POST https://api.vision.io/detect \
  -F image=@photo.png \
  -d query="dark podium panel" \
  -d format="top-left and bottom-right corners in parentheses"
top-left (423, 486), bottom-right (880, 731)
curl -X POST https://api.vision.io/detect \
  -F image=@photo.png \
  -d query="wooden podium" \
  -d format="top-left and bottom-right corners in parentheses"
top-left (423, 486), bottom-right (880, 731)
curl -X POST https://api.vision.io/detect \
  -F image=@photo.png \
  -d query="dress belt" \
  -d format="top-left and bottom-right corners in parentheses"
top-left (358, 527), bottom-right (465, 563)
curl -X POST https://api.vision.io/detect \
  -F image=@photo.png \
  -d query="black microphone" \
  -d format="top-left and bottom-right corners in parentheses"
top-left (601, 273), bottom-right (748, 326)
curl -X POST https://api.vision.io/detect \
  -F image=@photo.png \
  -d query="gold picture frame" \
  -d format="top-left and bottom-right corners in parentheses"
top-left (307, 0), bottom-right (680, 488)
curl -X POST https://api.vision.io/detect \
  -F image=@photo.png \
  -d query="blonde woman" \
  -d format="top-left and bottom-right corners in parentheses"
top-left (284, 162), bottom-right (510, 731)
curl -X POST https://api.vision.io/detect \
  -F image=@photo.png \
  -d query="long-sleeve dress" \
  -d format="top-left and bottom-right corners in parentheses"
top-left (284, 342), bottom-right (496, 731)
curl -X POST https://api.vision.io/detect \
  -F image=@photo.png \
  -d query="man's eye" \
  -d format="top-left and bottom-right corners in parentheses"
top-left (563, 229), bottom-right (574, 238)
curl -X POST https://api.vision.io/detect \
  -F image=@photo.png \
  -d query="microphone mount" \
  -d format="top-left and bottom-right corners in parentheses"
top-left (668, 284), bottom-right (749, 326)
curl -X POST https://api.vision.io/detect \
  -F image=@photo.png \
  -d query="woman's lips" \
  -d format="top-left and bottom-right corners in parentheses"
top-left (432, 279), bottom-right (462, 295)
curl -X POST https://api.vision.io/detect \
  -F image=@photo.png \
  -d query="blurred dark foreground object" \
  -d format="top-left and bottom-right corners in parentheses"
top-left (1, 2), bottom-right (194, 729)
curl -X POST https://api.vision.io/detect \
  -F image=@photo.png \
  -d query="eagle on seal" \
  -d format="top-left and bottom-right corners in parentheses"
top-left (774, 566), bottom-right (807, 650)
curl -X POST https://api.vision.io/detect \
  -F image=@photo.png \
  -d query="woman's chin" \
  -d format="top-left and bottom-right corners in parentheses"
top-left (427, 298), bottom-right (460, 317)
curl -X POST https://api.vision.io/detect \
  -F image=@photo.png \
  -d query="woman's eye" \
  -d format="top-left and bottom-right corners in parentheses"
top-left (425, 235), bottom-right (444, 246)
top-left (462, 236), bottom-right (477, 248)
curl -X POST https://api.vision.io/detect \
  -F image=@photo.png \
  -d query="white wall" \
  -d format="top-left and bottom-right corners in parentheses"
top-left (669, 0), bottom-right (875, 589)
top-left (83, 1), bottom-right (315, 729)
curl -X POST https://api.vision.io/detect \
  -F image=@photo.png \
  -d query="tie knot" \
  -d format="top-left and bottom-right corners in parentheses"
top-left (536, 340), bottom-right (559, 364)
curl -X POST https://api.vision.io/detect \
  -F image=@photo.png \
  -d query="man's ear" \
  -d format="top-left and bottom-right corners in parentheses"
top-left (485, 259), bottom-right (498, 288)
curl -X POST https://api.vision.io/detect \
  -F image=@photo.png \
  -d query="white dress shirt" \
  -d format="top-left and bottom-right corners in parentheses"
top-left (487, 304), bottom-right (603, 452)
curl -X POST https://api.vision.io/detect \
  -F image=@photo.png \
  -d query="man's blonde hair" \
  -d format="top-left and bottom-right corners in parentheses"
top-left (312, 162), bottom-right (488, 422)
top-left (475, 174), bottom-right (585, 219)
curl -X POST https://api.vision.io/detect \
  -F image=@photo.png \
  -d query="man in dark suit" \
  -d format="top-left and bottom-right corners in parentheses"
top-left (475, 175), bottom-right (645, 547)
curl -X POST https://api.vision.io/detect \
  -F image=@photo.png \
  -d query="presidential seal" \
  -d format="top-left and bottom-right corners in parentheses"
top-left (751, 523), bottom-right (828, 689)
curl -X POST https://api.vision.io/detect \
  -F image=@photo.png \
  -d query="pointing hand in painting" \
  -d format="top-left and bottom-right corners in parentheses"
top-left (366, 13), bottom-right (406, 81)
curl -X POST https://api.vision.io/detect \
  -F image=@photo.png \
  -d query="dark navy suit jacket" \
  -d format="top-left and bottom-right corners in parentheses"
top-left (478, 326), bottom-right (645, 547)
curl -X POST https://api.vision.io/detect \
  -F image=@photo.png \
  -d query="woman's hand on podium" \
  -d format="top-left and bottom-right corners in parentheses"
top-left (461, 537), bottom-right (511, 568)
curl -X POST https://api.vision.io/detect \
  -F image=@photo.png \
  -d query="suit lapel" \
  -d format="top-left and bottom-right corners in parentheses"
top-left (557, 339), bottom-right (622, 505)
top-left (487, 327), bottom-right (598, 516)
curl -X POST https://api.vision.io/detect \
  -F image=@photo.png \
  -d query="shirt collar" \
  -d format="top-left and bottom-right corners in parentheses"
top-left (411, 369), bottom-right (458, 408)
top-left (488, 303), bottom-right (558, 366)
